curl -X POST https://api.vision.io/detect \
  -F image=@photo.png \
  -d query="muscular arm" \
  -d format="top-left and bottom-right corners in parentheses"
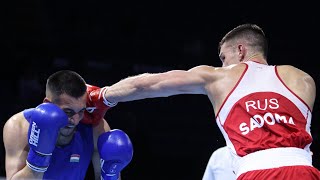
top-left (3, 112), bottom-right (43, 179)
top-left (105, 65), bottom-right (217, 103)
top-left (92, 118), bottom-right (111, 180)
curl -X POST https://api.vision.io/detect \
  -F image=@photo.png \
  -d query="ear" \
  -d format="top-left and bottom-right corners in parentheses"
top-left (43, 97), bottom-right (50, 103)
top-left (237, 44), bottom-right (246, 61)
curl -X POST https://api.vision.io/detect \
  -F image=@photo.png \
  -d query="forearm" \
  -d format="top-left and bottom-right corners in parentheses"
top-left (9, 166), bottom-right (44, 180)
top-left (104, 73), bottom-right (161, 103)
top-left (104, 71), bottom-right (192, 103)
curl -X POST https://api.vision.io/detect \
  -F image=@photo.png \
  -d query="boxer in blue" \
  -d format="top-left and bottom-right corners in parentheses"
top-left (3, 70), bottom-right (133, 180)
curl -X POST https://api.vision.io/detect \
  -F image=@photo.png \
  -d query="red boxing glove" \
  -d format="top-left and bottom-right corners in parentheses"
top-left (82, 84), bottom-right (117, 125)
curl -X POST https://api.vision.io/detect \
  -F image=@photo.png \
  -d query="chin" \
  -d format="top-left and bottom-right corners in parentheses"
top-left (59, 127), bottom-right (76, 136)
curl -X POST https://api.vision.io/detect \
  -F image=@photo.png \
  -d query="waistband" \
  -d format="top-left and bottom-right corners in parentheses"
top-left (234, 147), bottom-right (313, 178)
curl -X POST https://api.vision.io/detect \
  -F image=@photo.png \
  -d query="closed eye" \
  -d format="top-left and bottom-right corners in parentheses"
top-left (63, 108), bottom-right (86, 118)
top-left (63, 109), bottom-right (76, 118)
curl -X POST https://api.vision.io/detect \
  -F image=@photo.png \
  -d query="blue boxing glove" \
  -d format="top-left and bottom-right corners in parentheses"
top-left (98, 129), bottom-right (133, 180)
top-left (25, 103), bottom-right (68, 172)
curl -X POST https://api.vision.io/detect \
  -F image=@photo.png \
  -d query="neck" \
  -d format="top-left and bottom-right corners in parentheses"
top-left (243, 54), bottom-right (267, 64)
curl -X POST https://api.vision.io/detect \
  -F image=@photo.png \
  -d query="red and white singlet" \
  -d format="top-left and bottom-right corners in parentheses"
top-left (216, 61), bottom-right (319, 179)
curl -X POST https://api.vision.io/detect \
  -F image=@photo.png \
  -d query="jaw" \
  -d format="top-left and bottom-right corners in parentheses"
top-left (56, 127), bottom-right (76, 146)
top-left (59, 126), bottom-right (76, 137)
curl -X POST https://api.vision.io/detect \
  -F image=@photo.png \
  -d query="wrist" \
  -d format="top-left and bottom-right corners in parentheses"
top-left (100, 159), bottom-right (120, 180)
top-left (102, 87), bottom-right (118, 107)
top-left (101, 172), bottom-right (119, 180)
top-left (26, 149), bottom-right (51, 172)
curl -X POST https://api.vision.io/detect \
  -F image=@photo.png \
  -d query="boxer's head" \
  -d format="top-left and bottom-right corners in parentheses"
top-left (218, 23), bottom-right (268, 67)
top-left (44, 70), bottom-right (87, 135)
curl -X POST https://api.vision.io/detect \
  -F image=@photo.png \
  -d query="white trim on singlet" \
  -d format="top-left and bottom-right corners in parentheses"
top-left (216, 61), bottom-right (312, 155)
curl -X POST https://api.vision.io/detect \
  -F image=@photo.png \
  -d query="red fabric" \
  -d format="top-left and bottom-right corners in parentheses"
top-left (238, 165), bottom-right (320, 180)
top-left (81, 84), bottom-right (112, 125)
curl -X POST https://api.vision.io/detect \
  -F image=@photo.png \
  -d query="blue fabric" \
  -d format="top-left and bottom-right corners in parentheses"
top-left (23, 108), bottom-right (34, 123)
top-left (43, 123), bottom-right (94, 180)
top-left (24, 108), bottom-right (94, 179)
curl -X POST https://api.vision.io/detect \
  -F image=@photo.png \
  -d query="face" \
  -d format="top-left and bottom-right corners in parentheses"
top-left (219, 42), bottom-right (242, 67)
top-left (45, 93), bottom-right (87, 137)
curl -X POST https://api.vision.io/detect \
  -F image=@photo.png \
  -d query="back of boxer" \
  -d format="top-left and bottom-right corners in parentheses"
top-left (100, 23), bottom-right (320, 179)
top-left (3, 70), bottom-right (132, 180)
top-left (218, 61), bottom-right (317, 179)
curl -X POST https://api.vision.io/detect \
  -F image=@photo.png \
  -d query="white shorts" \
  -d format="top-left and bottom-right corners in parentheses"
top-left (202, 146), bottom-right (236, 180)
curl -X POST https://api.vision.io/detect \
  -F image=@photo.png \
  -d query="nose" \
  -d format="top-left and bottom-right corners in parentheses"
top-left (69, 112), bottom-right (84, 125)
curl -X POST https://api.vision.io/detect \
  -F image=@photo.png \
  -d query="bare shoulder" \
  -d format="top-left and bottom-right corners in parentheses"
top-left (3, 112), bottom-right (29, 148)
top-left (188, 65), bottom-right (217, 71)
top-left (188, 65), bottom-right (226, 78)
top-left (4, 112), bottom-right (26, 130)
top-left (277, 65), bottom-right (316, 109)
top-left (277, 65), bottom-right (315, 85)
top-left (277, 65), bottom-right (308, 73)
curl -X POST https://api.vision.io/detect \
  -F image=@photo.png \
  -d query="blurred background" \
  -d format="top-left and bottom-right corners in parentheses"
top-left (1, 1), bottom-right (319, 179)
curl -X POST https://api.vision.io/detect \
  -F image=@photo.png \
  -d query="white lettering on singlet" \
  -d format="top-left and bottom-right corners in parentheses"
top-left (239, 98), bottom-right (295, 135)
top-left (245, 98), bottom-right (279, 112)
top-left (28, 122), bottom-right (41, 147)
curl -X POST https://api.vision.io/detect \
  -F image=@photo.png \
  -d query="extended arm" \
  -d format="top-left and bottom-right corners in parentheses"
top-left (104, 65), bottom-right (216, 103)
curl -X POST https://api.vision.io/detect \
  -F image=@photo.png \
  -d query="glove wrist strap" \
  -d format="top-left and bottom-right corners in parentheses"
top-left (101, 87), bottom-right (118, 107)
top-left (100, 159), bottom-right (120, 180)
top-left (26, 149), bottom-right (51, 172)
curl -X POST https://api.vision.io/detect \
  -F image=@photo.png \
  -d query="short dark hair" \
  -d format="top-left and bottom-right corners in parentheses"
top-left (46, 70), bottom-right (87, 99)
top-left (218, 23), bottom-right (268, 58)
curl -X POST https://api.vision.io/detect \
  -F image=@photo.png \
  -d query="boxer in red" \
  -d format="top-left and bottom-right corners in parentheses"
top-left (99, 23), bottom-right (320, 179)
